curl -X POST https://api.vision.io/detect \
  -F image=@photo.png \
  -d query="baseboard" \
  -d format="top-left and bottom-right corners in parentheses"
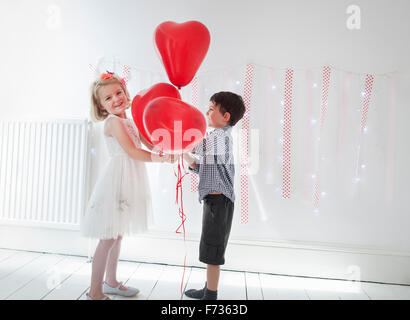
top-left (1, 225), bottom-right (410, 286)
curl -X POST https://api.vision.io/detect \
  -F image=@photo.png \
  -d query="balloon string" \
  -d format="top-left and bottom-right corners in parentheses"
top-left (174, 156), bottom-right (189, 298)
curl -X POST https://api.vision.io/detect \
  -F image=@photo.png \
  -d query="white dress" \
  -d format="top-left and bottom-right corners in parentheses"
top-left (81, 113), bottom-right (152, 240)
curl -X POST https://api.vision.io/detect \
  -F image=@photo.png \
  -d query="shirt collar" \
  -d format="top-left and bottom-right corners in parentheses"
top-left (211, 125), bottom-right (232, 133)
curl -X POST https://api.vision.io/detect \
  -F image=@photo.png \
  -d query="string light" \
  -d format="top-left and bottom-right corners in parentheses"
top-left (353, 177), bottom-right (362, 183)
top-left (92, 61), bottom-right (381, 221)
top-left (265, 172), bottom-right (273, 184)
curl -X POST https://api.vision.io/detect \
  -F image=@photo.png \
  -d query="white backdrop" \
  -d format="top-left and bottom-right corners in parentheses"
top-left (1, 0), bottom-right (409, 120)
top-left (88, 62), bottom-right (410, 253)
top-left (1, 0), bottom-right (410, 283)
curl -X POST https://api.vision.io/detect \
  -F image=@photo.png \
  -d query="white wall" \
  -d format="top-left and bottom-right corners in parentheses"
top-left (1, 0), bottom-right (410, 284)
top-left (1, 0), bottom-right (409, 119)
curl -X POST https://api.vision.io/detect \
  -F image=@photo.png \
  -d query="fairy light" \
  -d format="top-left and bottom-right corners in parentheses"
top-left (313, 83), bottom-right (318, 88)
top-left (272, 85), bottom-right (276, 90)
top-left (353, 177), bottom-right (362, 183)
top-left (265, 172), bottom-right (273, 184)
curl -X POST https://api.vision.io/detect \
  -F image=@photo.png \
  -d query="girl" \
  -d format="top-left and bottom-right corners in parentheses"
top-left (81, 72), bottom-right (171, 300)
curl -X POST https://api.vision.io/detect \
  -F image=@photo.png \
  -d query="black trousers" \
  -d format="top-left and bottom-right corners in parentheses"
top-left (199, 194), bottom-right (234, 265)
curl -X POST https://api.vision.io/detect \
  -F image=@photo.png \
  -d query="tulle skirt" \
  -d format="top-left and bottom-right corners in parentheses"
top-left (80, 156), bottom-right (152, 240)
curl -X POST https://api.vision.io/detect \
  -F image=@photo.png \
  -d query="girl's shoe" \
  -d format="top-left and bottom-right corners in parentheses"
top-left (86, 293), bottom-right (110, 300)
top-left (102, 281), bottom-right (139, 297)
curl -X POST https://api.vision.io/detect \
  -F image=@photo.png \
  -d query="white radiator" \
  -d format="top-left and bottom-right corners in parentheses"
top-left (0, 119), bottom-right (89, 230)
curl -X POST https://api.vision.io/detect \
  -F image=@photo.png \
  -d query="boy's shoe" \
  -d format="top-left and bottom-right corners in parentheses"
top-left (184, 282), bottom-right (217, 300)
top-left (201, 288), bottom-right (218, 300)
top-left (184, 282), bottom-right (207, 299)
top-left (102, 281), bottom-right (140, 297)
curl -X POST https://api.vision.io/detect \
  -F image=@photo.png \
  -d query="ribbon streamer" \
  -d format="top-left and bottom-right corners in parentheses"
top-left (173, 156), bottom-right (189, 298)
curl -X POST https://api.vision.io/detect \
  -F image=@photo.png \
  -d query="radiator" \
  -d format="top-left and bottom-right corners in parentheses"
top-left (0, 119), bottom-right (89, 230)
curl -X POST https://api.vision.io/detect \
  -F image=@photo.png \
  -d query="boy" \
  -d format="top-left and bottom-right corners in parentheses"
top-left (183, 91), bottom-right (245, 300)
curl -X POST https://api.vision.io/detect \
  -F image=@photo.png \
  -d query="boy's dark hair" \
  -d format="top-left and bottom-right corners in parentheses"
top-left (210, 91), bottom-right (246, 126)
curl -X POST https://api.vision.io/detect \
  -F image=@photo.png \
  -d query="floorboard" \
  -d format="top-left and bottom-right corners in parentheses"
top-left (1, 249), bottom-right (409, 300)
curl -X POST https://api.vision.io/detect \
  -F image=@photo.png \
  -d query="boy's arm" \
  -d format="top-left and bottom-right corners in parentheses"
top-left (202, 129), bottom-right (230, 164)
top-left (183, 136), bottom-right (206, 172)
top-left (183, 152), bottom-right (198, 171)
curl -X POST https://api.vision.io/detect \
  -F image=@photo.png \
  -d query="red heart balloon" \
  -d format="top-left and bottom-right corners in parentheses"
top-left (131, 83), bottom-right (181, 145)
top-left (154, 21), bottom-right (210, 89)
top-left (144, 97), bottom-right (206, 153)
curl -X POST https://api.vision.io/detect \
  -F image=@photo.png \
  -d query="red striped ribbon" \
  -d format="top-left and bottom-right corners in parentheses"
top-left (313, 66), bottom-right (331, 207)
top-left (240, 64), bottom-right (254, 224)
top-left (190, 77), bottom-right (199, 193)
top-left (282, 68), bottom-right (294, 199)
top-left (174, 157), bottom-right (188, 298)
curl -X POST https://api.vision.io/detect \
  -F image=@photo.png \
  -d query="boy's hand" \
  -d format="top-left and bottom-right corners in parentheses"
top-left (182, 148), bottom-right (195, 154)
top-left (182, 152), bottom-right (197, 170)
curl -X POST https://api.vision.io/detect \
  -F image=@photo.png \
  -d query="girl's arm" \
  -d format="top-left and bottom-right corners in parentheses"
top-left (107, 117), bottom-right (168, 163)
top-left (139, 133), bottom-right (155, 151)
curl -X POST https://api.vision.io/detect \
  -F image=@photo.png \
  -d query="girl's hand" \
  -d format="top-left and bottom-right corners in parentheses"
top-left (169, 154), bottom-right (180, 163)
top-left (161, 153), bottom-right (180, 163)
top-left (152, 151), bottom-right (180, 163)
top-left (157, 153), bottom-right (179, 163)
top-left (158, 153), bottom-right (170, 163)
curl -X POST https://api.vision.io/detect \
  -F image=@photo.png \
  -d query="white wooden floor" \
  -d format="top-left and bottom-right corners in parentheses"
top-left (1, 248), bottom-right (410, 300)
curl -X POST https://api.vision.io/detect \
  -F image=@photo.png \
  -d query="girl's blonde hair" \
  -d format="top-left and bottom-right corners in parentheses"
top-left (90, 74), bottom-right (131, 122)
